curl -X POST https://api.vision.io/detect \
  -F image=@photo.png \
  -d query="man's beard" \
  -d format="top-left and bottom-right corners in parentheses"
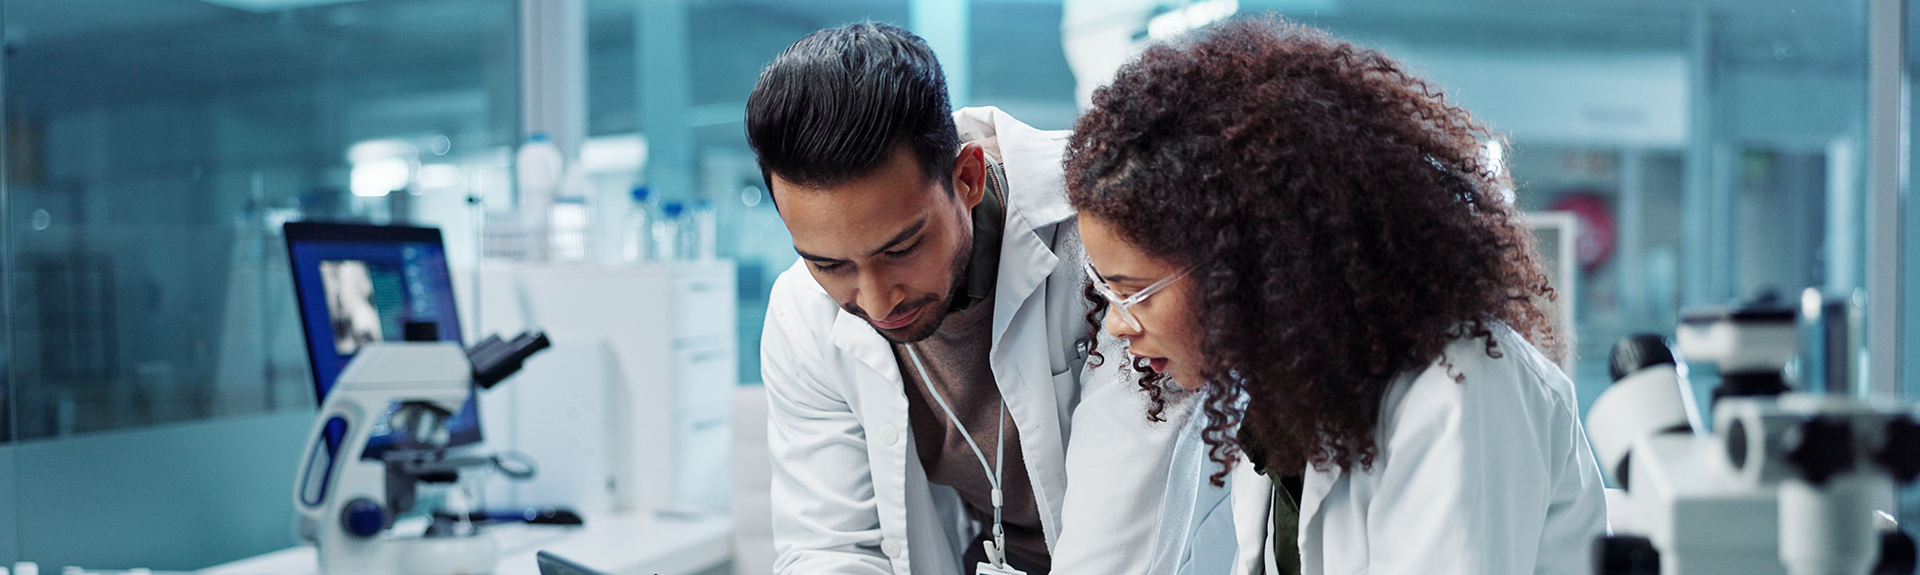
top-left (863, 232), bottom-right (973, 344)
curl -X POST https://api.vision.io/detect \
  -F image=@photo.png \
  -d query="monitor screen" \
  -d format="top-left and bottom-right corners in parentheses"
top-left (284, 222), bottom-right (480, 450)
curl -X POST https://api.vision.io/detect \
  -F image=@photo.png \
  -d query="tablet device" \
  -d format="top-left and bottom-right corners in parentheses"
top-left (536, 551), bottom-right (609, 575)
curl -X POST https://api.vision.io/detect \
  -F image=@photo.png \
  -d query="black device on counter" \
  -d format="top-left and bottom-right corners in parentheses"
top-left (537, 551), bottom-right (609, 575)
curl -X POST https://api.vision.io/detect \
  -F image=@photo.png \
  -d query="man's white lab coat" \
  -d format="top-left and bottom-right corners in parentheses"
top-left (762, 106), bottom-right (1228, 575)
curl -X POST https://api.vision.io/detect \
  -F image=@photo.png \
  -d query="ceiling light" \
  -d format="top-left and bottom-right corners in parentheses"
top-left (198, 0), bottom-right (370, 13)
top-left (1147, 0), bottom-right (1239, 40)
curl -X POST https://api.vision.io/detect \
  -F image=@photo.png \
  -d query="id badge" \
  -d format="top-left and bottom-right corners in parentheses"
top-left (976, 562), bottom-right (1028, 575)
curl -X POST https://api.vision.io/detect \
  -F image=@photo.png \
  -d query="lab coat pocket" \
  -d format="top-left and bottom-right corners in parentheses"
top-left (1052, 336), bottom-right (1090, 391)
top-left (1052, 370), bottom-right (1080, 414)
top-left (1051, 349), bottom-right (1086, 380)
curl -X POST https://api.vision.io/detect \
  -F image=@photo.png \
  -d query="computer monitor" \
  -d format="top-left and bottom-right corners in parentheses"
top-left (284, 221), bottom-right (481, 450)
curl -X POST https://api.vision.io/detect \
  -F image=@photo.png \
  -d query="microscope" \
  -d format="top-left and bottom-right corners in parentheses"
top-left (293, 330), bottom-right (550, 575)
top-left (1589, 296), bottom-right (1920, 575)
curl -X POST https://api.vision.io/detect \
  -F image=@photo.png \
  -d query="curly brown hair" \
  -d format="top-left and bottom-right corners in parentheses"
top-left (1066, 17), bottom-right (1565, 484)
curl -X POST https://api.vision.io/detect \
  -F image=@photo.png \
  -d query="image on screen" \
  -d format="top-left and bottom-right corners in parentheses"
top-left (320, 260), bottom-right (386, 355)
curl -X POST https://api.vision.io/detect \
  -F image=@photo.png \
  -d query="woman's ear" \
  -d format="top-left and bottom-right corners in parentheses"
top-left (951, 142), bottom-right (988, 209)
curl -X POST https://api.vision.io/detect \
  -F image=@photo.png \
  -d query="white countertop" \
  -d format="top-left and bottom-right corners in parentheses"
top-left (198, 511), bottom-right (732, 575)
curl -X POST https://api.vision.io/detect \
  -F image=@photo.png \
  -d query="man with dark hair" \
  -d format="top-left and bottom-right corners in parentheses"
top-left (748, 22), bottom-right (1232, 575)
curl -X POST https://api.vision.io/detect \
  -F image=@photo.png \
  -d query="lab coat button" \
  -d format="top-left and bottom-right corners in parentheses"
top-left (882, 538), bottom-right (902, 557)
top-left (879, 424), bottom-right (900, 445)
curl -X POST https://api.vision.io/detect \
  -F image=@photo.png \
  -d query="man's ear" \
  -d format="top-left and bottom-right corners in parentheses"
top-left (951, 142), bottom-right (988, 210)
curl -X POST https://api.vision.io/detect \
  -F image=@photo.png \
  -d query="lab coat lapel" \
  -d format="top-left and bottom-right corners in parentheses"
top-left (987, 208), bottom-right (1067, 550)
top-left (968, 105), bottom-right (1076, 550)
top-left (980, 104), bottom-right (1072, 352)
top-left (830, 309), bottom-right (899, 381)
top-left (1295, 462), bottom-right (1337, 566)
top-left (988, 108), bottom-right (1073, 227)
top-left (988, 209), bottom-right (1060, 354)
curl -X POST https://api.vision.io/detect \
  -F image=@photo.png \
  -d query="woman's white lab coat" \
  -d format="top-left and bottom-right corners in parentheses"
top-left (762, 106), bottom-right (1223, 575)
top-left (1229, 323), bottom-right (1609, 575)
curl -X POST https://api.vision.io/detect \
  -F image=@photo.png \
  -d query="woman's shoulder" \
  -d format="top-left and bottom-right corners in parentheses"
top-left (1385, 322), bottom-right (1580, 431)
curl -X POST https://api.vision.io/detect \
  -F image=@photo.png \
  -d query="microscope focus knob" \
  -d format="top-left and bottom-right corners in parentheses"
top-left (341, 498), bottom-right (386, 538)
top-left (1786, 417), bottom-right (1855, 486)
top-left (1878, 415), bottom-right (1920, 484)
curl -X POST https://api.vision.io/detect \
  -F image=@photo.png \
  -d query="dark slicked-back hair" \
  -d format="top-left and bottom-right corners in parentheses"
top-left (746, 22), bottom-right (960, 192)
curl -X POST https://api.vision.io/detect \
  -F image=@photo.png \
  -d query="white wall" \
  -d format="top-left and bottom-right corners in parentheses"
top-left (1387, 47), bottom-right (1691, 148)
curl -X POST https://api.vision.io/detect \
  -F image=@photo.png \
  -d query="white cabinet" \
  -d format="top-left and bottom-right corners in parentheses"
top-left (460, 261), bottom-right (738, 514)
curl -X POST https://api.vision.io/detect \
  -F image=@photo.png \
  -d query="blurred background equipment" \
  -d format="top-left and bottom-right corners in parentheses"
top-left (1590, 294), bottom-right (1920, 575)
top-left (1585, 333), bottom-right (1703, 491)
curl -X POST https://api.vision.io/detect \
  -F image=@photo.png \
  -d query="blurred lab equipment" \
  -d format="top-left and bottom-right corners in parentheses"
top-left (1589, 295), bottom-right (1920, 575)
top-left (691, 199), bottom-right (717, 262)
top-left (517, 133), bottom-right (565, 206)
top-left (258, 221), bottom-right (738, 575)
top-left (291, 332), bottom-right (550, 575)
top-left (653, 202), bottom-right (684, 261)
top-left (1586, 334), bottom-right (1704, 490)
top-left (284, 223), bottom-right (487, 454)
top-left (622, 186), bottom-right (655, 263)
top-left (285, 221), bottom-right (571, 575)
top-left (550, 192), bottom-right (591, 262)
top-left (513, 133), bottom-right (566, 261)
top-left (465, 260), bottom-right (737, 514)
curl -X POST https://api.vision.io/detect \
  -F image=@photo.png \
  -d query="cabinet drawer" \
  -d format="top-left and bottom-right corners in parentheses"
top-left (673, 401), bottom-right (733, 510)
top-left (673, 343), bottom-right (737, 410)
top-left (671, 275), bottom-right (735, 339)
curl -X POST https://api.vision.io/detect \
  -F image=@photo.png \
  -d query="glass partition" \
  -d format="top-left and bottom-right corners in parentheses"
top-left (0, 0), bottom-right (516, 568)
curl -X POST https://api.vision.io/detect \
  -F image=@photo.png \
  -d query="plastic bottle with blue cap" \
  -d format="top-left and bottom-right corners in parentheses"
top-left (692, 199), bottom-right (717, 261)
top-left (623, 186), bottom-right (655, 262)
top-left (653, 202), bottom-right (684, 261)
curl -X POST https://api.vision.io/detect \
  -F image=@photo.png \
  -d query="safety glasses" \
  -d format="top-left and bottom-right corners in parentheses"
top-left (1083, 259), bottom-right (1188, 332)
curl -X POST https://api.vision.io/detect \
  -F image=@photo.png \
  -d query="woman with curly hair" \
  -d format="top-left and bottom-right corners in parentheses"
top-left (1065, 18), bottom-right (1607, 575)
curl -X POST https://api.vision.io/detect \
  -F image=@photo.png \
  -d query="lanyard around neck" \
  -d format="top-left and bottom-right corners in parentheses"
top-left (902, 344), bottom-right (1010, 568)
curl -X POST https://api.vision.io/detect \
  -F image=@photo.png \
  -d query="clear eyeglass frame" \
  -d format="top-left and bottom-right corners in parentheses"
top-left (1084, 259), bottom-right (1189, 332)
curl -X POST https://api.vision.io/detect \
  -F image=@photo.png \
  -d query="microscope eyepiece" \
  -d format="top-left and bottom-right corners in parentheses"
top-left (469, 330), bottom-right (553, 389)
top-left (1609, 334), bottom-right (1677, 382)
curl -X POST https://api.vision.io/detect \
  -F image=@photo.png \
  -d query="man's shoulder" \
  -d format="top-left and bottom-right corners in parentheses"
top-left (765, 259), bottom-right (843, 341)
top-left (956, 106), bottom-right (1075, 232)
top-left (953, 106), bottom-right (1070, 151)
